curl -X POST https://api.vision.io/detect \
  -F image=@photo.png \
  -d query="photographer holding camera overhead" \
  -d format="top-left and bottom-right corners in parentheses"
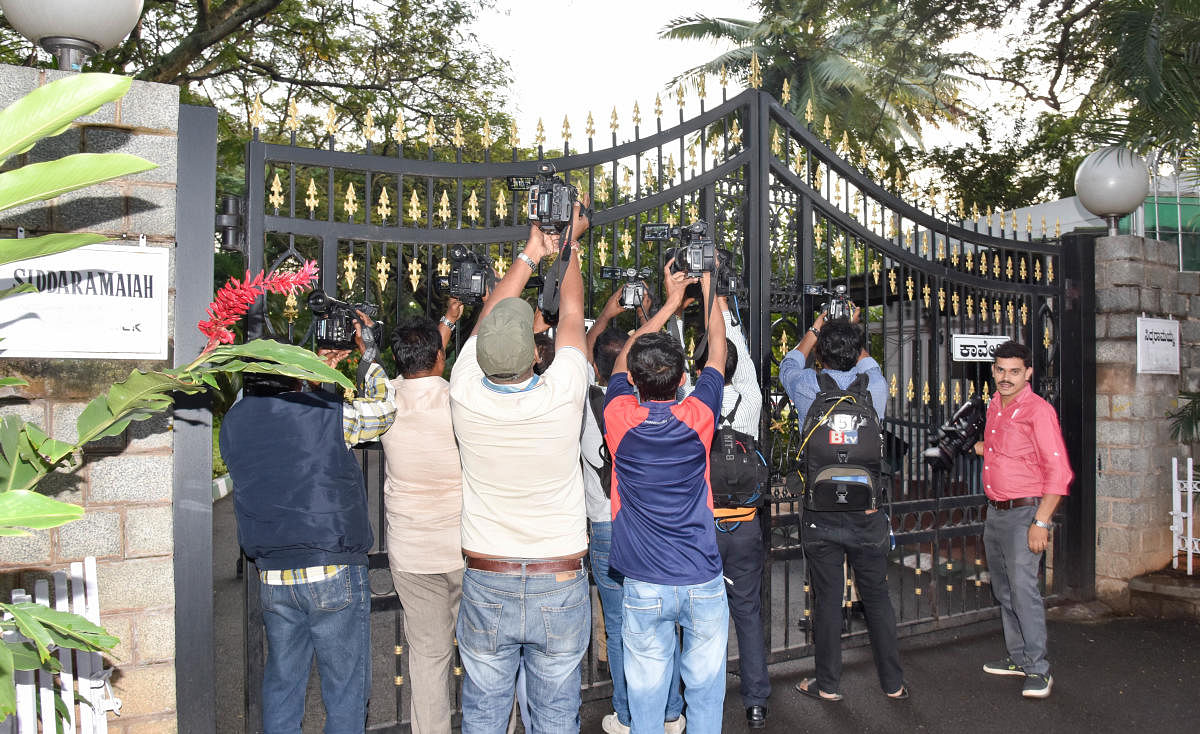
top-left (448, 167), bottom-right (594, 733)
top-left (778, 295), bottom-right (908, 704)
top-left (220, 303), bottom-right (396, 734)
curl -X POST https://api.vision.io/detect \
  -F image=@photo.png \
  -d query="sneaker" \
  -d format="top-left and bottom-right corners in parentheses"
top-left (664, 714), bottom-right (686, 734)
top-left (602, 713), bottom-right (630, 734)
top-left (982, 657), bottom-right (1025, 677)
top-left (1022, 673), bottom-right (1053, 699)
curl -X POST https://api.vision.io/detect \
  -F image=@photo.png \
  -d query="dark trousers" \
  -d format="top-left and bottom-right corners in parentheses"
top-left (802, 509), bottom-right (904, 695)
top-left (716, 517), bottom-right (771, 707)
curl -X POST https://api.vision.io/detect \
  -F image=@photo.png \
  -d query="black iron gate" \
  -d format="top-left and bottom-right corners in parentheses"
top-left (237, 86), bottom-right (1095, 731)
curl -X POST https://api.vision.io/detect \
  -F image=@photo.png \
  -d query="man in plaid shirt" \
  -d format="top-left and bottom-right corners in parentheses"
top-left (221, 312), bottom-right (396, 734)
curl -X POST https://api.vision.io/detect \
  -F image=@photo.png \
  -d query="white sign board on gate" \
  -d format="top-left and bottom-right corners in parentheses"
top-left (0, 243), bottom-right (170, 359)
top-left (1137, 317), bottom-right (1179, 374)
top-left (950, 334), bottom-right (1012, 362)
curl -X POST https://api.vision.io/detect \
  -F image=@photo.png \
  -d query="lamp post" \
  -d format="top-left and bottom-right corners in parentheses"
top-left (0, 0), bottom-right (144, 72)
top-left (1074, 146), bottom-right (1150, 237)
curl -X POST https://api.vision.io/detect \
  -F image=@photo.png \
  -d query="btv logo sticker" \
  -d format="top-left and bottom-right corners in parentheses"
top-left (829, 430), bottom-right (859, 444)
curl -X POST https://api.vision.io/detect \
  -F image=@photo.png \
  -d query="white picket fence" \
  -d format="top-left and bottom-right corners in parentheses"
top-left (1171, 457), bottom-right (1200, 575)
top-left (0, 557), bottom-right (121, 734)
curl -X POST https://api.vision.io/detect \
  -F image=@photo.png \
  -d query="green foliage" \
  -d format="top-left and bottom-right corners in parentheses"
top-left (1168, 392), bottom-right (1200, 443)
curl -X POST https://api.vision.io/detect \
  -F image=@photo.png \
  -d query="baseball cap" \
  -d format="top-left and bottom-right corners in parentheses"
top-left (477, 297), bottom-right (536, 377)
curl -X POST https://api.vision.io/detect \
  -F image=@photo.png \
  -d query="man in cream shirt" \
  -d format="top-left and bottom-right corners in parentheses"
top-left (450, 215), bottom-right (592, 733)
top-left (379, 303), bottom-right (465, 734)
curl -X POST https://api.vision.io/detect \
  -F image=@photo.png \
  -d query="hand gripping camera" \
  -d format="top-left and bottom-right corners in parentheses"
top-left (307, 290), bottom-right (382, 350)
top-left (601, 266), bottom-right (654, 309)
top-left (507, 163), bottom-right (578, 233)
top-left (641, 219), bottom-right (739, 295)
top-left (435, 244), bottom-right (496, 306)
top-left (803, 283), bottom-right (855, 320)
top-left (921, 396), bottom-right (987, 471)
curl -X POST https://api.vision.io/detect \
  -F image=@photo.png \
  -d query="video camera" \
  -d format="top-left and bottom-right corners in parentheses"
top-left (507, 163), bottom-right (578, 233)
top-left (601, 266), bottom-right (654, 309)
top-left (307, 290), bottom-right (382, 350)
top-left (921, 396), bottom-right (986, 471)
top-left (435, 244), bottom-right (495, 306)
top-left (641, 219), bottom-right (740, 296)
top-left (803, 283), bottom-right (855, 320)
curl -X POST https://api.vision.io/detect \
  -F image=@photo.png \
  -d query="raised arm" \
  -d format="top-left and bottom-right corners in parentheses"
top-left (701, 272), bottom-right (726, 377)
top-left (612, 261), bottom-right (692, 376)
top-left (470, 225), bottom-right (554, 336)
top-left (586, 287), bottom-right (624, 362)
top-left (438, 297), bottom-right (464, 349)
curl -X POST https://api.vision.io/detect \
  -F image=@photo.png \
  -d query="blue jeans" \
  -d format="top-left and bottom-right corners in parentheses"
top-left (259, 564), bottom-right (371, 734)
top-left (457, 563), bottom-right (590, 734)
top-left (589, 521), bottom-right (684, 726)
top-left (622, 574), bottom-right (728, 734)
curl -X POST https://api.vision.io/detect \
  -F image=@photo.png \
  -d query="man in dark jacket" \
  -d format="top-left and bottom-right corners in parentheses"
top-left (221, 315), bottom-right (396, 734)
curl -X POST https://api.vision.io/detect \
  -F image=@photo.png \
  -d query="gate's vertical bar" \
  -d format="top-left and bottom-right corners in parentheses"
top-left (174, 104), bottom-right (218, 734)
top-left (1059, 229), bottom-right (1097, 599)
top-left (245, 135), bottom-right (267, 340)
top-left (746, 92), bottom-right (773, 653)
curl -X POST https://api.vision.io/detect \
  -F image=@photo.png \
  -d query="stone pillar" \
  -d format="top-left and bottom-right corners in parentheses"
top-left (0, 66), bottom-right (181, 732)
top-left (1093, 234), bottom-right (1196, 608)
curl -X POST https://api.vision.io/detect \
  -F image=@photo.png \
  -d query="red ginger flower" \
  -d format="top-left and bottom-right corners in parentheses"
top-left (198, 260), bottom-right (319, 351)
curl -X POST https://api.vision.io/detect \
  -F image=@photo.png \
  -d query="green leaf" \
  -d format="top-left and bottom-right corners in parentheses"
top-left (0, 73), bottom-right (131, 164)
top-left (0, 283), bottom-right (36, 300)
top-left (0, 232), bottom-right (107, 267)
top-left (8, 604), bottom-right (119, 653)
top-left (1, 602), bottom-right (53, 662)
top-left (0, 376), bottom-right (28, 387)
top-left (202, 340), bottom-right (354, 390)
top-left (102, 370), bottom-right (196, 417)
top-left (0, 641), bottom-right (14, 717)
top-left (0, 491), bottom-right (84, 532)
top-left (22, 424), bottom-right (76, 466)
top-left (6, 640), bottom-right (54, 671)
top-left (0, 153), bottom-right (157, 213)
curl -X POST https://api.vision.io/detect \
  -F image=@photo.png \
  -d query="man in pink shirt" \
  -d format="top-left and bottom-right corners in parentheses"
top-left (974, 341), bottom-right (1072, 699)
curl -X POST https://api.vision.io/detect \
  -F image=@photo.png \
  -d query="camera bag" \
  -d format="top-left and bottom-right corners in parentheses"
top-left (710, 395), bottom-right (769, 508)
top-left (796, 373), bottom-right (883, 511)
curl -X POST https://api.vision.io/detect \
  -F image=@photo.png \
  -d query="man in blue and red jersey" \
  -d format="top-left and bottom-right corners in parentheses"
top-left (603, 260), bottom-right (728, 734)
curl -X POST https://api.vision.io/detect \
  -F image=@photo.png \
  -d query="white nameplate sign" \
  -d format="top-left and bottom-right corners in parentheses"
top-left (950, 334), bottom-right (1012, 362)
top-left (1137, 317), bottom-right (1179, 374)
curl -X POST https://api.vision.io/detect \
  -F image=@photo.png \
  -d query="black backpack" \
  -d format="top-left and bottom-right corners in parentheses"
top-left (796, 373), bottom-right (883, 511)
top-left (586, 385), bottom-right (614, 498)
top-left (709, 394), bottom-right (770, 508)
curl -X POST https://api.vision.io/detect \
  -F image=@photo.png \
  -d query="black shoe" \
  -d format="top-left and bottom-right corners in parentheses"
top-left (746, 705), bottom-right (768, 729)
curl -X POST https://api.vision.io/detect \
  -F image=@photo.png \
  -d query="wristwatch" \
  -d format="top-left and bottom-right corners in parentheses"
top-left (1032, 519), bottom-right (1052, 530)
top-left (516, 252), bottom-right (538, 271)
top-left (439, 315), bottom-right (457, 330)
top-left (808, 326), bottom-right (820, 336)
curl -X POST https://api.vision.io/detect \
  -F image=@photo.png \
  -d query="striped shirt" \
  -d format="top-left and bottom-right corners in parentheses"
top-left (262, 362), bottom-right (396, 586)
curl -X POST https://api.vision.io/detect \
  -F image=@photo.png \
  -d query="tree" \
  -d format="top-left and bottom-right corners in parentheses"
top-left (660, 0), bottom-right (983, 165)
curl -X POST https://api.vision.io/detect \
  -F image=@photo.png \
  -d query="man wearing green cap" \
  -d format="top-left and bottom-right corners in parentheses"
top-left (449, 211), bottom-right (592, 733)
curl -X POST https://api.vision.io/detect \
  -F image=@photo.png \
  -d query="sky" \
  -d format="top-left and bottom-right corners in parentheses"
top-left (472, 0), bottom-right (757, 148)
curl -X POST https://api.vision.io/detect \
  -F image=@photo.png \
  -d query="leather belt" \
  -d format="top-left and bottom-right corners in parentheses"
top-left (988, 497), bottom-right (1039, 510)
top-left (466, 557), bottom-right (584, 575)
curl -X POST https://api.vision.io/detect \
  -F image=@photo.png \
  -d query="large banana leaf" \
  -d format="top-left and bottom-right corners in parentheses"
top-left (0, 490), bottom-right (84, 536)
top-left (0, 232), bottom-right (107, 267)
top-left (0, 74), bottom-right (131, 164)
top-left (0, 153), bottom-right (157, 213)
top-left (203, 340), bottom-right (355, 390)
top-left (3, 603), bottom-right (119, 653)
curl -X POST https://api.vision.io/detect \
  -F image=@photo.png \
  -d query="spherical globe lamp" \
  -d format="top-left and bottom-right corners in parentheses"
top-left (1074, 146), bottom-right (1149, 236)
top-left (0, 0), bottom-right (144, 72)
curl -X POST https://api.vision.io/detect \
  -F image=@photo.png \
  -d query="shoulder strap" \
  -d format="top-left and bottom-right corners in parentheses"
top-left (719, 392), bottom-right (743, 427)
top-left (588, 384), bottom-right (607, 434)
top-left (816, 371), bottom-right (840, 394)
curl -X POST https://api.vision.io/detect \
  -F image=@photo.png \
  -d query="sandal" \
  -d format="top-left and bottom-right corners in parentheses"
top-left (795, 677), bottom-right (843, 702)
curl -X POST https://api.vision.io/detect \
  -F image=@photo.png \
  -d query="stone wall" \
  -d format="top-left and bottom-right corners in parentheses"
top-left (1093, 234), bottom-right (1197, 608)
top-left (0, 66), bottom-right (181, 732)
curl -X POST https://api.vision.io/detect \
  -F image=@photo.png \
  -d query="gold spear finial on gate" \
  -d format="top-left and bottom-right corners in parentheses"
top-left (993, 255), bottom-right (1001, 279)
top-left (284, 99), bottom-right (300, 133)
top-left (249, 94), bottom-right (264, 130)
top-left (1043, 326), bottom-right (1052, 349)
top-left (437, 190), bottom-right (451, 224)
top-left (906, 378), bottom-right (915, 402)
top-left (720, 64), bottom-right (728, 90)
top-left (268, 172), bottom-right (284, 210)
top-left (376, 187), bottom-right (392, 222)
top-left (938, 288), bottom-right (946, 311)
top-left (888, 268), bottom-right (897, 294)
top-left (283, 292), bottom-right (298, 324)
top-left (889, 374), bottom-right (897, 398)
top-left (822, 115), bottom-right (832, 141)
top-left (324, 104), bottom-right (338, 139)
top-left (953, 382), bottom-right (961, 404)
top-left (452, 118), bottom-right (465, 148)
top-left (804, 99), bottom-right (814, 124)
top-left (343, 253), bottom-right (358, 291)
top-left (1020, 302), bottom-right (1028, 325)
top-left (839, 130), bottom-right (850, 156)
top-left (407, 259), bottom-right (422, 292)
top-left (905, 275), bottom-right (914, 301)
top-left (952, 291), bottom-right (960, 316)
top-left (698, 75), bottom-right (706, 100)
top-left (1034, 259), bottom-right (1042, 282)
top-left (666, 154), bottom-right (677, 182)
top-left (364, 110), bottom-right (377, 144)
top-left (562, 115), bottom-right (571, 145)
top-left (408, 189), bottom-right (421, 222)
top-left (1007, 300), bottom-right (1015, 324)
top-left (871, 258), bottom-right (880, 285)
top-left (1020, 257), bottom-right (1028, 281)
top-left (495, 188), bottom-right (508, 220)
top-left (654, 94), bottom-right (663, 119)
top-left (466, 190), bottom-right (480, 222)
top-left (978, 251), bottom-right (986, 276)
top-left (305, 177), bottom-right (319, 215)
top-left (966, 294), bottom-right (974, 318)
top-left (344, 182), bottom-right (359, 220)
top-left (509, 119), bottom-right (519, 148)
top-left (980, 297), bottom-right (988, 321)
top-left (749, 52), bottom-right (762, 88)
top-left (677, 84), bottom-right (686, 109)
top-left (376, 258), bottom-right (390, 296)
top-left (730, 118), bottom-right (743, 146)
top-left (781, 79), bottom-right (791, 105)
top-left (922, 382), bottom-right (930, 404)
top-left (632, 102), bottom-right (642, 127)
top-left (610, 106), bottom-right (619, 133)
top-left (534, 118), bottom-right (545, 146)
top-left (620, 228), bottom-right (633, 259)
top-left (922, 283), bottom-right (931, 308)
top-left (425, 117), bottom-right (437, 147)
top-left (1006, 256), bottom-right (1013, 279)
top-left (493, 256), bottom-right (508, 279)
top-left (482, 120), bottom-right (492, 147)
top-left (1047, 259), bottom-right (1054, 283)
top-left (586, 112), bottom-right (595, 138)
top-left (437, 257), bottom-right (451, 278)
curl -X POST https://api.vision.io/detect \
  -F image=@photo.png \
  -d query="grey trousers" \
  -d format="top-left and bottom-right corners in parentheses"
top-left (983, 504), bottom-right (1050, 676)
top-left (391, 568), bottom-right (465, 734)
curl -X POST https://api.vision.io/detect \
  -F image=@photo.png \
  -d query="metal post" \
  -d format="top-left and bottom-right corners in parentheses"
top-left (172, 104), bottom-right (218, 734)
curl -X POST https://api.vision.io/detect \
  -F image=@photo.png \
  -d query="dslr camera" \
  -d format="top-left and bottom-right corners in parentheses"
top-left (507, 163), bottom-right (578, 233)
top-left (307, 290), bottom-right (382, 350)
top-left (435, 244), bottom-right (496, 306)
top-left (601, 266), bottom-right (654, 309)
top-left (803, 283), bottom-right (855, 320)
top-left (921, 397), bottom-right (986, 471)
